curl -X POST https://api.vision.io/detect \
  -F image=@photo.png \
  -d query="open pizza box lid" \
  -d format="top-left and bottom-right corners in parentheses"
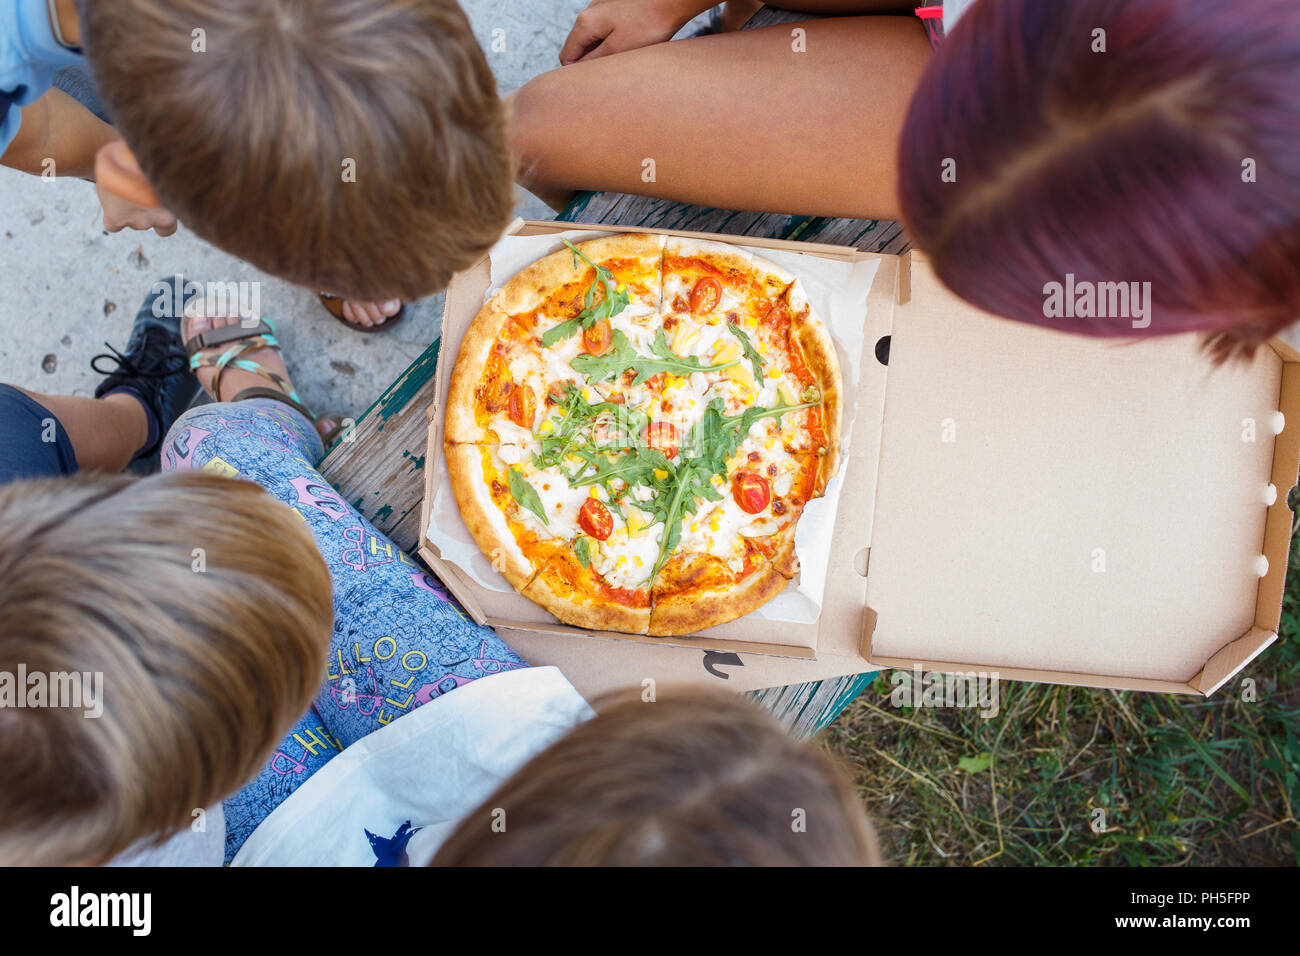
top-left (420, 219), bottom-right (1299, 698)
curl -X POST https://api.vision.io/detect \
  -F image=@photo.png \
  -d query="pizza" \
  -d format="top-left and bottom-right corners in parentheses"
top-left (444, 232), bottom-right (842, 636)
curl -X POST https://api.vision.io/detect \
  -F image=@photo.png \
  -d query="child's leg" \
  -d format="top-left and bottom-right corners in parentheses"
top-left (220, 706), bottom-right (344, 863)
top-left (2, 388), bottom-right (147, 475)
top-left (162, 399), bottom-right (528, 750)
top-left (511, 15), bottom-right (932, 220)
top-left (165, 398), bottom-right (528, 858)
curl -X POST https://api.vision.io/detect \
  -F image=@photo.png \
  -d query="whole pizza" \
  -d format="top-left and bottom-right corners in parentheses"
top-left (444, 233), bottom-right (842, 636)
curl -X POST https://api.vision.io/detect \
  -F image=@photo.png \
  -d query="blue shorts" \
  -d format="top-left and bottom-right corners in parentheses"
top-left (0, 385), bottom-right (78, 485)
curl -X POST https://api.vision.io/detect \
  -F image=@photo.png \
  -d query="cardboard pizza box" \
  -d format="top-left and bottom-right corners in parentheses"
top-left (419, 219), bottom-right (1299, 698)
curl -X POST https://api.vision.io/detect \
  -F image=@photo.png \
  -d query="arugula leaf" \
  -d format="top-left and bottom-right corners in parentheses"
top-left (648, 392), bottom-right (823, 577)
top-left (567, 330), bottom-right (640, 382)
top-left (571, 329), bottom-right (738, 385)
top-left (727, 321), bottom-right (765, 382)
top-left (506, 467), bottom-right (549, 527)
top-left (570, 446), bottom-right (672, 494)
top-left (539, 240), bottom-right (632, 347)
top-left (574, 535), bottom-right (592, 569)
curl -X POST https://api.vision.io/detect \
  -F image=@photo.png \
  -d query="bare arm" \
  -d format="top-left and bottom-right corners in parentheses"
top-left (561, 0), bottom-right (916, 65)
top-left (516, 15), bottom-right (932, 220)
top-left (2, 88), bottom-right (116, 180)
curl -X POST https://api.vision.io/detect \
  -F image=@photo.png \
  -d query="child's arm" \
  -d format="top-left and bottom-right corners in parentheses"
top-left (560, 0), bottom-right (919, 65)
top-left (2, 87), bottom-right (114, 179)
top-left (3, 89), bottom-right (179, 235)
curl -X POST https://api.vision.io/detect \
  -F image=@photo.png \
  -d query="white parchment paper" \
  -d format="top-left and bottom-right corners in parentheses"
top-left (428, 229), bottom-right (879, 625)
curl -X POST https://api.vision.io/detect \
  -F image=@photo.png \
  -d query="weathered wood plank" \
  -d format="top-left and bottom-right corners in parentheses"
top-left (318, 339), bottom-right (440, 552)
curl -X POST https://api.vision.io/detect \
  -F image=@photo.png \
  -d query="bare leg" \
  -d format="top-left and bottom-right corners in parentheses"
top-left (186, 313), bottom-right (339, 437)
top-left (10, 389), bottom-right (148, 473)
top-left (511, 16), bottom-right (931, 220)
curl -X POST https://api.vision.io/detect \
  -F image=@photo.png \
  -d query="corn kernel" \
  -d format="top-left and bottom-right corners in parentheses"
top-left (616, 556), bottom-right (627, 567)
top-left (710, 474), bottom-right (723, 488)
top-left (767, 367), bottom-right (781, 379)
top-left (588, 487), bottom-right (599, 498)
top-left (539, 420), bottom-right (554, 435)
top-left (690, 522), bottom-right (701, 533)
top-left (724, 365), bottom-right (756, 391)
top-left (778, 384), bottom-right (797, 406)
top-left (709, 515), bottom-right (721, 532)
top-left (664, 374), bottom-right (685, 392)
top-left (617, 284), bottom-right (627, 293)
top-left (654, 468), bottom-right (669, 480)
top-left (634, 556), bottom-right (643, 567)
top-left (765, 438), bottom-right (776, 449)
top-left (745, 316), bottom-right (759, 329)
top-left (627, 511), bottom-right (646, 534)
top-left (712, 342), bottom-right (742, 366)
top-left (672, 326), bottom-right (700, 355)
top-left (758, 342), bottom-right (768, 356)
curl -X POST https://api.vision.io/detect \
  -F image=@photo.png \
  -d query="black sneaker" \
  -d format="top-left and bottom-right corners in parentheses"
top-left (91, 279), bottom-right (201, 474)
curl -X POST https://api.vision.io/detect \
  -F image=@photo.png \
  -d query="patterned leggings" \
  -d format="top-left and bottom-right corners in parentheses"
top-left (161, 399), bottom-right (528, 862)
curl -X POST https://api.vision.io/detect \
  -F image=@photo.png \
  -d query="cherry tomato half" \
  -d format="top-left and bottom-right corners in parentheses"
top-left (644, 421), bottom-right (679, 460)
top-left (582, 319), bottom-right (612, 355)
top-left (507, 384), bottom-right (536, 429)
top-left (578, 498), bottom-right (613, 540)
top-left (733, 473), bottom-right (772, 514)
top-left (689, 276), bottom-right (722, 316)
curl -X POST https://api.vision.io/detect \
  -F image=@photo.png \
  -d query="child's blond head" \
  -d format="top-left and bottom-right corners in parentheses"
top-left (79, 0), bottom-right (515, 300)
top-left (0, 473), bottom-right (333, 865)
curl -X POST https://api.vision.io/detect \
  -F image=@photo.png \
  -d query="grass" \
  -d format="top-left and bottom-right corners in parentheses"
top-left (823, 521), bottom-right (1300, 866)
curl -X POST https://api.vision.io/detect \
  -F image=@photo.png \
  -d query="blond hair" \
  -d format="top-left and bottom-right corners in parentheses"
top-left (0, 473), bottom-right (333, 865)
top-left (78, 0), bottom-right (515, 301)
top-left (433, 690), bottom-right (883, 866)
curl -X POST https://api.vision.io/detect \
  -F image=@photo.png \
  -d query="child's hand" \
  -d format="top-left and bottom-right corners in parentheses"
top-left (98, 183), bottom-right (179, 237)
top-left (559, 0), bottom-right (710, 65)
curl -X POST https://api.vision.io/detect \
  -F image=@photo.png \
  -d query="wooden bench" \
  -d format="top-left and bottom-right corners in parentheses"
top-left (319, 5), bottom-right (906, 738)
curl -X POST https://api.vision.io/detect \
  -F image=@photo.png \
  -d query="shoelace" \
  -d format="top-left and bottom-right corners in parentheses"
top-left (90, 334), bottom-right (188, 381)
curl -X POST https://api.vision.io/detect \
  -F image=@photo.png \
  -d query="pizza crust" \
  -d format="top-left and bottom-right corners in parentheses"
top-left (445, 299), bottom-right (511, 444)
top-left (442, 442), bottom-right (537, 591)
top-left (648, 553), bottom-right (790, 636)
top-left (523, 550), bottom-right (652, 635)
top-left (498, 232), bottom-right (666, 316)
top-left (786, 279), bottom-right (843, 476)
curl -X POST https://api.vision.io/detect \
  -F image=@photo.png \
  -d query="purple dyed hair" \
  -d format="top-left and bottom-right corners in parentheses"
top-left (898, 0), bottom-right (1300, 358)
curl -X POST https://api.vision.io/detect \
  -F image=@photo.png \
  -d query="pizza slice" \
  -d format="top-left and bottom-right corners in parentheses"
top-left (445, 233), bottom-right (666, 444)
